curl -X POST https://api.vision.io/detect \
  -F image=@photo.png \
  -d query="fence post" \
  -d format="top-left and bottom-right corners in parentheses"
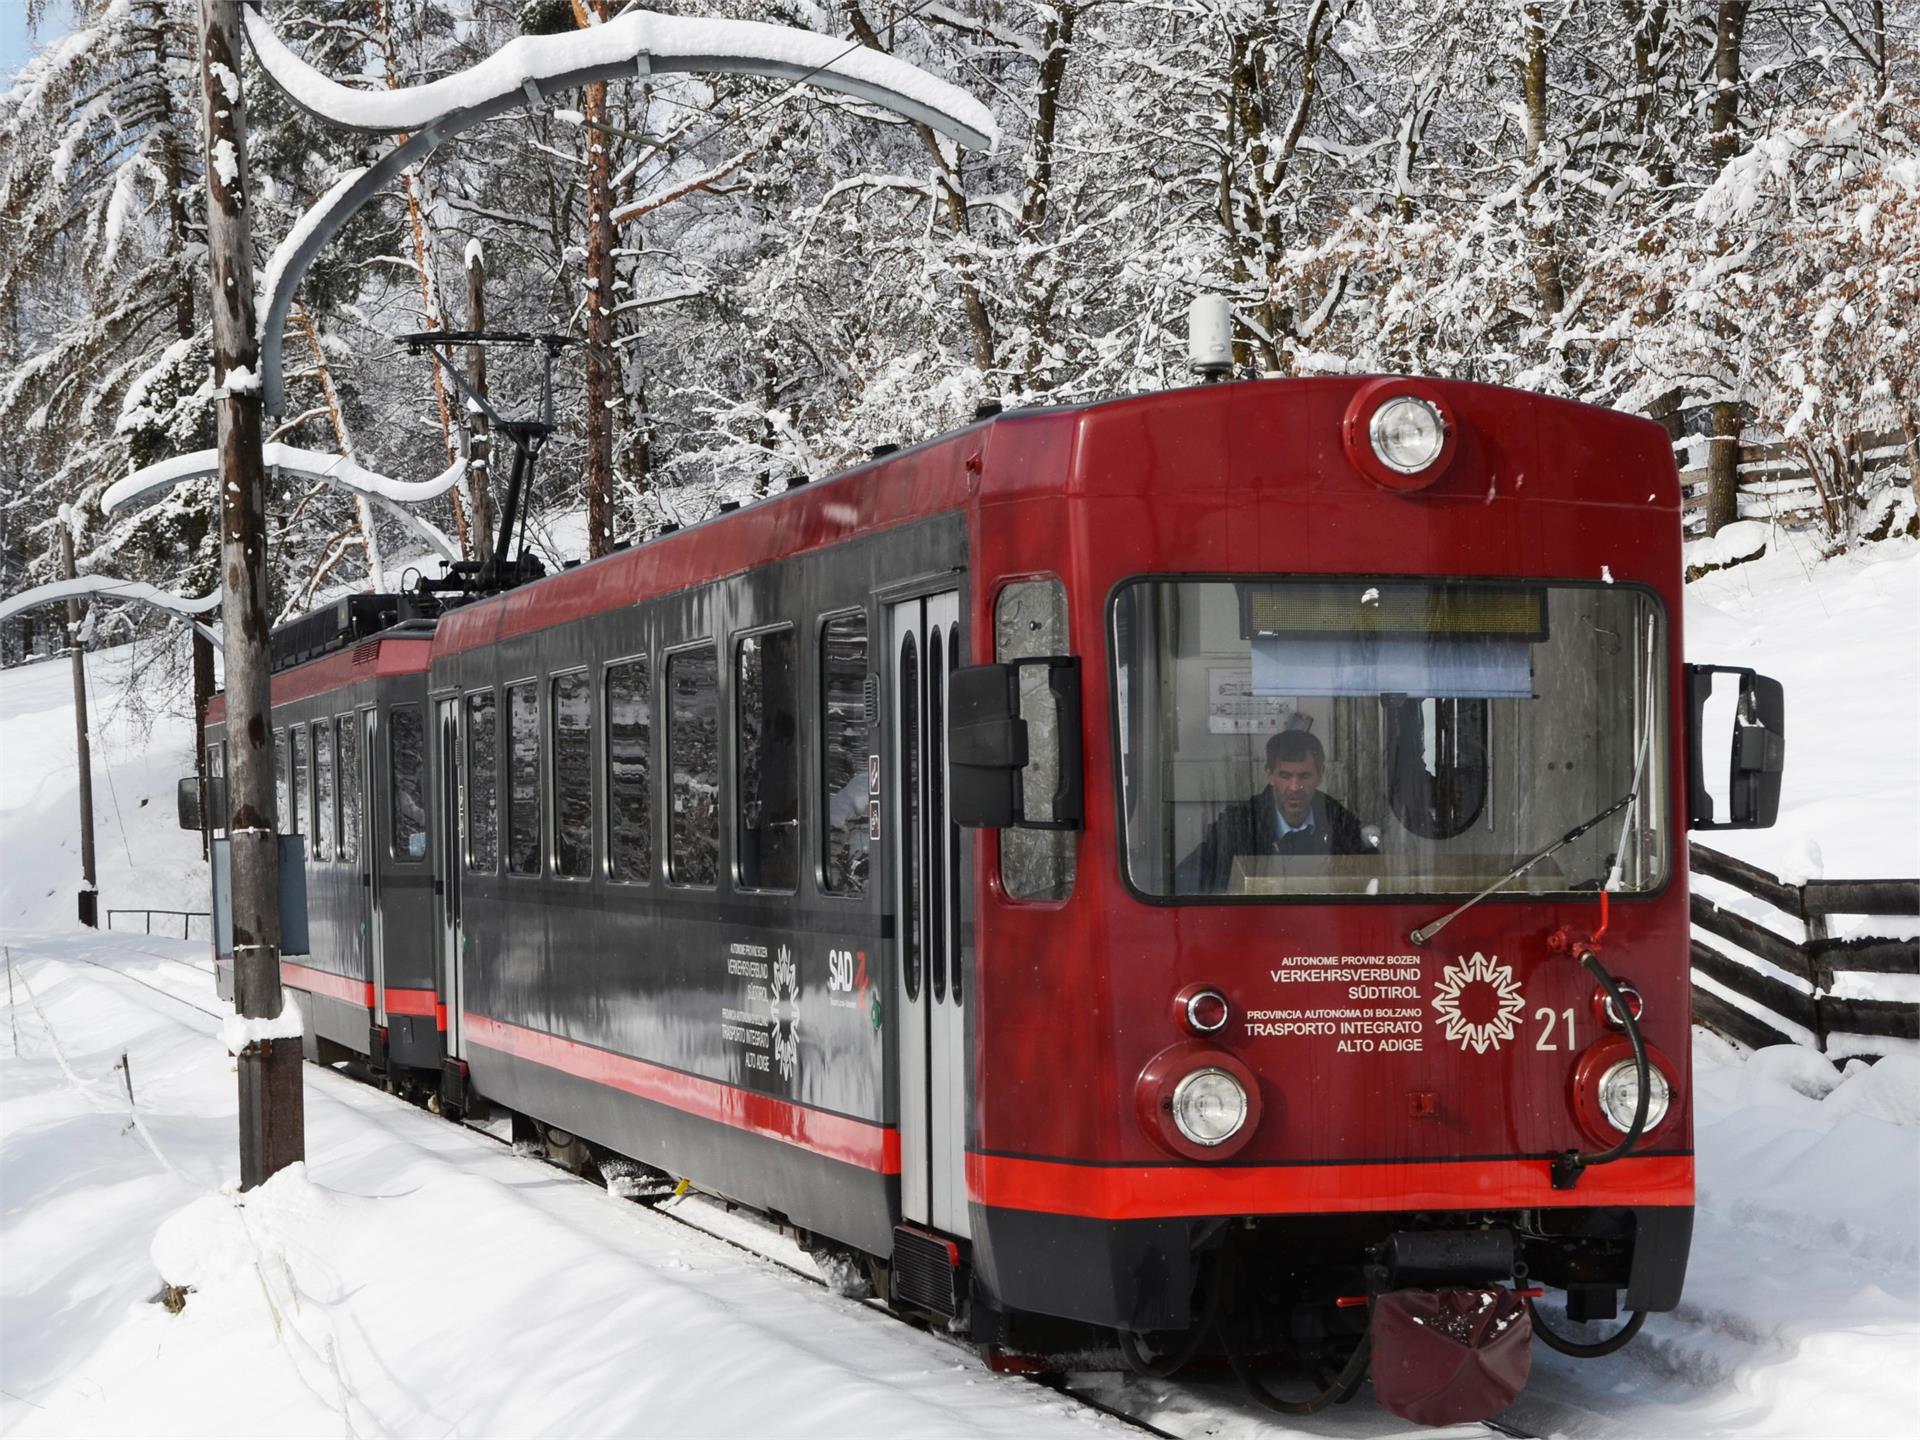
top-left (1800, 883), bottom-right (1830, 1053)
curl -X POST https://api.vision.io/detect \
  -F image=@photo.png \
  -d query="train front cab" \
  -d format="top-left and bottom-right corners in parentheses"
top-left (199, 626), bottom-right (442, 1081)
top-left (945, 378), bottom-right (1784, 1415)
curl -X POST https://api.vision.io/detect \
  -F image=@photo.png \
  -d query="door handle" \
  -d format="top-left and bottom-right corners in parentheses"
top-left (433, 878), bottom-right (444, 896)
top-left (361, 873), bottom-right (371, 889)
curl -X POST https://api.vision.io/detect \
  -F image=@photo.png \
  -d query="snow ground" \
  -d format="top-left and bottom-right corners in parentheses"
top-left (2, 534), bottom-right (1917, 1438)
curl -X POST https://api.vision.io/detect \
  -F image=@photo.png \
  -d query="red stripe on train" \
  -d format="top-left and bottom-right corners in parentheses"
top-left (384, 987), bottom-right (446, 1030)
top-left (966, 1152), bottom-right (1694, 1220)
top-left (280, 961), bottom-right (374, 1008)
top-left (464, 1013), bottom-right (900, 1175)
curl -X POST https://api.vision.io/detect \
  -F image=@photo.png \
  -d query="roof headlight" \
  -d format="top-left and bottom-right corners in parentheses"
top-left (1596, 1057), bottom-right (1670, 1134)
top-left (1369, 395), bottom-right (1448, 474)
top-left (1170, 1067), bottom-right (1249, 1147)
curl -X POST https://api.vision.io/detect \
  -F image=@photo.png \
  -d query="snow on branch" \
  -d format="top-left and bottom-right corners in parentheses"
top-left (239, 3), bottom-right (996, 151)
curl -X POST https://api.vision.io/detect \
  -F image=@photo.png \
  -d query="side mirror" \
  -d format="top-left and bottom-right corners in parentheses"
top-left (179, 774), bottom-right (227, 831)
top-left (950, 658), bottom-right (1082, 829)
top-left (1685, 664), bottom-right (1785, 830)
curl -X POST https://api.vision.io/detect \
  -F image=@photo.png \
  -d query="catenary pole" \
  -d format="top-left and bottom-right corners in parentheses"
top-left (199, 0), bottom-right (302, 1187)
top-left (58, 520), bottom-right (97, 927)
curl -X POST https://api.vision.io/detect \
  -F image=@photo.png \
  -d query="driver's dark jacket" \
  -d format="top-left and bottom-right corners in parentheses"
top-left (1175, 790), bottom-right (1374, 893)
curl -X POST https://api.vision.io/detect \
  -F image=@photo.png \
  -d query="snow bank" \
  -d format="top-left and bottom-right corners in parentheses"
top-left (1685, 531), bottom-right (1919, 879)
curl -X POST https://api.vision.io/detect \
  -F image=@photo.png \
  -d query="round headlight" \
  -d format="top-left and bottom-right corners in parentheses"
top-left (1596, 1057), bottom-right (1670, 1134)
top-left (1170, 1067), bottom-right (1248, 1147)
top-left (1368, 396), bottom-right (1448, 474)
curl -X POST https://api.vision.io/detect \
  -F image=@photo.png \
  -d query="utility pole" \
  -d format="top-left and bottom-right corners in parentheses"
top-left (59, 518), bottom-right (97, 927)
top-left (200, 0), bottom-right (302, 1187)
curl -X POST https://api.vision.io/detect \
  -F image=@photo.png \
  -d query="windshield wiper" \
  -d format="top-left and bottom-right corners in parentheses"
top-left (1409, 792), bottom-right (1637, 947)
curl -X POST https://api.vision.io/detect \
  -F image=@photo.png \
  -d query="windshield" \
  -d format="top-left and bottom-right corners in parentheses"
top-left (1111, 579), bottom-right (1668, 899)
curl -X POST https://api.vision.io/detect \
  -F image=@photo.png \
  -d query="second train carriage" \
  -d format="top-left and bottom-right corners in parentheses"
top-left (196, 373), bottom-right (1785, 1425)
top-left (204, 597), bottom-right (444, 1077)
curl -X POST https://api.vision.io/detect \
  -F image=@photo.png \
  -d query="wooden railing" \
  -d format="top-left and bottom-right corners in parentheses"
top-left (1676, 430), bottom-right (1913, 536)
top-left (1689, 843), bottom-right (1919, 1059)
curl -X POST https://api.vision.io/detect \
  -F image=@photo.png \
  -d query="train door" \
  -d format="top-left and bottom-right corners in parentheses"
top-left (889, 591), bottom-right (969, 1238)
top-left (360, 707), bottom-right (385, 1024)
top-left (434, 697), bottom-right (464, 1057)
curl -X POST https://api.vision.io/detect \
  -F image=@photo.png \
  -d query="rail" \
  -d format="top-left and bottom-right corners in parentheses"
top-left (105, 908), bottom-right (211, 941)
top-left (1688, 843), bottom-right (1919, 1060)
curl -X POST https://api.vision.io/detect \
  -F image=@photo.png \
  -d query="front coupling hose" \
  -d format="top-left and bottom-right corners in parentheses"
top-left (1536, 947), bottom-right (1657, 1356)
top-left (1550, 949), bottom-right (1651, 1190)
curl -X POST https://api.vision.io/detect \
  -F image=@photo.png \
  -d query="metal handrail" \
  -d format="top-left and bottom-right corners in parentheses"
top-left (105, 909), bottom-right (210, 940)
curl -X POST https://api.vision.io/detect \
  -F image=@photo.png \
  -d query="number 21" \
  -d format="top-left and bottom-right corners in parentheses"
top-left (1534, 1006), bottom-right (1575, 1050)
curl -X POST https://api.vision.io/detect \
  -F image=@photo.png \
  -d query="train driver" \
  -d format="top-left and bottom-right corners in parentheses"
top-left (1175, 729), bottom-right (1377, 893)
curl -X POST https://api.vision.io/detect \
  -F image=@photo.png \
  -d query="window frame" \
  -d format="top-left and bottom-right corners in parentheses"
top-left (386, 701), bottom-right (429, 866)
top-left (1102, 571), bottom-right (1675, 909)
top-left (664, 639), bottom-right (722, 890)
top-left (816, 607), bottom-right (873, 900)
top-left (312, 718), bottom-right (335, 863)
top-left (732, 622), bottom-right (800, 895)
top-left (464, 686), bottom-right (500, 875)
top-left (602, 648), bottom-right (655, 886)
top-left (994, 574), bottom-right (1077, 903)
top-left (339, 711), bottom-right (362, 867)
top-left (547, 667), bottom-right (594, 881)
top-left (504, 676), bottom-right (542, 878)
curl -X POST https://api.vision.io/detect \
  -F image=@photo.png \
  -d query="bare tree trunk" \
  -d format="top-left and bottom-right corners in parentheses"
top-left (59, 521), bottom-right (97, 926)
top-left (464, 243), bottom-right (496, 556)
top-left (847, 4), bottom-right (995, 375)
top-left (199, 0), bottom-right (302, 1190)
top-left (1014, 5), bottom-right (1077, 386)
top-left (1705, 401), bottom-right (1742, 534)
top-left (375, 0), bottom-right (472, 560)
top-left (574, 0), bottom-right (618, 558)
top-left (1519, 0), bottom-right (1566, 321)
top-left (1703, 0), bottom-right (1752, 537)
top-left (294, 305), bottom-right (385, 591)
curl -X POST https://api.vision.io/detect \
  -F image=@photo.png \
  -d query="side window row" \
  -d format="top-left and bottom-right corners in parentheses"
top-left (270, 706), bottom-right (429, 865)
top-left (463, 612), bottom-right (872, 895)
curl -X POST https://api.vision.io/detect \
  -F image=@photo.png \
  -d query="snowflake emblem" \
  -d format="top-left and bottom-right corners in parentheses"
top-left (770, 944), bottom-right (800, 1084)
top-left (1431, 952), bottom-right (1526, 1054)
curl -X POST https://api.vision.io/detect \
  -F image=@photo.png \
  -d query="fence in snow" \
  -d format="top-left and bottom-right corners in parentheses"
top-left (1689, 842), bottom-right (1919, 1060)
top-left (1677, 430), bottom-right (1914, 537)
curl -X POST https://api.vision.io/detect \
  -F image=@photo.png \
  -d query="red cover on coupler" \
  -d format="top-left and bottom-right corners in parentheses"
top-left (1369, 1288), bottom-right (1532, 1426)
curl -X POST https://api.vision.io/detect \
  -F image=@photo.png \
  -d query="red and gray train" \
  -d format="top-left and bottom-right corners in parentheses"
top-left (196, 375), bottom-right (1784, 1425)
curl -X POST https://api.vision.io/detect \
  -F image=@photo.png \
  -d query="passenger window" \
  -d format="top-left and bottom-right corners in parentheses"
top-left (313, 721), bottom-right (334, 862)
top-left (736, 629), bottom-right (798, 892)
top-left (997, 578), bottom-right (1075, 900)
top-left (606, 658), bottom-right (652, 881)
top-left (389, 704), bottom-right (429, 861)
top-left (274, 730), bottom-right (289, 834)
top-left (667, 646), bottom-right (719, 886)
top-left (820, 612), bottom-right (871, 896)
top-left (506, 681), bottom-right (540, 875)
top-left (1385, 697), bottom-right (1490, 839)
top-left (339, 717), bottom-right (360, 865)
top-left (551, 673), bottom-right (592, 877)
top-left (289, 726), bottom-right (307, 841)
top-left (465, 690), bottom-right (498, 872)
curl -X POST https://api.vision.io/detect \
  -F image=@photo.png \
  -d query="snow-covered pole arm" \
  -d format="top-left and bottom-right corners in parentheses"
top-left (0, 575), bottom-right (223, 650)
top-left (101, 445), bottom-right (464, 561)
top-left (240, 0), bottom-right (996, 418)
top-left (239, 3), bottom-right (995, 150)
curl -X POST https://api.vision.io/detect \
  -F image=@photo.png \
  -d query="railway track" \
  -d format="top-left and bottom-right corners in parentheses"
top-left (38, 945), bottom-right (1541, 1439)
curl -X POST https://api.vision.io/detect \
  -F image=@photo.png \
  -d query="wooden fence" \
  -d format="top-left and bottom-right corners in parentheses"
top-left (1677, 429), bottom-right (1913, 535)
top-left (1689, 843), bottom-right (1919, 1059)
